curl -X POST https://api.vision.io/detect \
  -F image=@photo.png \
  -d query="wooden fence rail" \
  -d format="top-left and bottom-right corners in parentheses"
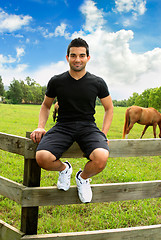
top-left (0, 131), bottom-right (161, 239)
top-left (1, 132), bottom-right (161, 158)
top-left (1, 176), bottom-right (161, 207)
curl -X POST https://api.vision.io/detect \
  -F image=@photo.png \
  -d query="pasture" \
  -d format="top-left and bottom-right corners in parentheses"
top-left (0, 104), bottom-right (161, 234)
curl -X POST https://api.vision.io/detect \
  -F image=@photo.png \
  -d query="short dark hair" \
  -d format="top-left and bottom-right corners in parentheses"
top-left (67, 38), bottom-right (89, 57)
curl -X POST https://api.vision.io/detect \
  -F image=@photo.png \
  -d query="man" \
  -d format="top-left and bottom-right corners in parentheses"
top-left (30, 38), bottom-right (113, 203)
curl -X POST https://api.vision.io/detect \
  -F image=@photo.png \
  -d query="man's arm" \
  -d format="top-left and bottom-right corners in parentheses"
top-left (100, 95), bottom-right (113, 136)
top-left (30, 95), bottom-right (55, 143)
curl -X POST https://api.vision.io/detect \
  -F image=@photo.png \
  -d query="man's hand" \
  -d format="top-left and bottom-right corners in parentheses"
top-left (30, 128), bottom-right (46, 143)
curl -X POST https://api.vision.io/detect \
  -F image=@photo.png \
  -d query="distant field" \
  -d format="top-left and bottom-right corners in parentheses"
top-left (0, 103), bottom-right (160, 138)
top-left (0, 104), bottom-right (161, 234)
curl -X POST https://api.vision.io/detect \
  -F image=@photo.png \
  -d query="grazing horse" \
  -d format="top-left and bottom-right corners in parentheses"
top-left (122, 106), bottom-right (161, 139)
top-left (53, 102), bottom-right (59, 122)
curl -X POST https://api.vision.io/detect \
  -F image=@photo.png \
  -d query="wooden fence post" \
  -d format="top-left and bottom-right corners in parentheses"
top-left (20, 132), bottom-right (41, 235)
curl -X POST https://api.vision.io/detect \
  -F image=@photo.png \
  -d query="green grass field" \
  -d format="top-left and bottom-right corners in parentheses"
top-left (0, 104), bottom-right (161, 234)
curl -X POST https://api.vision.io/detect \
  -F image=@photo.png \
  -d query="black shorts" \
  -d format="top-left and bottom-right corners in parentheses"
top-left (36, 121), bottom-right (109, 159)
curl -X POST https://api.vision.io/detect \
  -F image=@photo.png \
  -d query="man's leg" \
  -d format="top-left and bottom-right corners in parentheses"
top-left (75, 122), bottom-right (110, 203)
top-left (75, 148), bottom-right (109, 203)
top-left (36, 150), bottom-right (72, 191)
top-left (36, 150), bottom-right (66, 171)
top-left (36, 122), bottom-right (75, 171)
top-left (35, 123), bottom-right (75, 190)
top-left (80, 148), bottom-right (109, 179)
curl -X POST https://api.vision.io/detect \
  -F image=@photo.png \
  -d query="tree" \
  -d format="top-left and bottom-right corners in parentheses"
top-left (42, 86), bottom-right (47, 97)
top-left (149, 87), bottom-right (161, 110)
top-left (113, 99), bottom-right (127, 107)
top-left (0, 76), bottom-right (5, 96)
top-left (7, 79), bottom-right (23, 104)
top-left (135, 89), bottom-right (151, 107)
top-left (126, 92), bottom-right (139, 106)
top-left (20, 80), bottom-right (34, 103)
top-left (31, 83), bottom-right (44, 104)
top-left (25, 76), bottom-right (36, 86)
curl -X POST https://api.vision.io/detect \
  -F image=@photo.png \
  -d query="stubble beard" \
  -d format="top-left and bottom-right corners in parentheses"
top-left (70, 64), bottom-right (86, 72)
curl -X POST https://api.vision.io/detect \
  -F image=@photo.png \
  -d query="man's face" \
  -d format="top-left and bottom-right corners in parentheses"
top-left (66, 47), bottom-right (90, 72)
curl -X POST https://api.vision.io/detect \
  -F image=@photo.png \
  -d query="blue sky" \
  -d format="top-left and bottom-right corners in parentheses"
top-left (0, 0), bottom-right (161, 100)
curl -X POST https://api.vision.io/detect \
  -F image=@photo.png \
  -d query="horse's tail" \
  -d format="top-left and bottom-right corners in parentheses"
top-left (53, 102), bottom-right (59, 122)
top-left (122, 108), bottom-right (130, 139)
top-left (53, 110), bottom-right (57, 122)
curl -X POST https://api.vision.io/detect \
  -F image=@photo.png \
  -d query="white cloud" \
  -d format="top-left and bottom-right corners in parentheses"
top-left (38, 26), bottom-right (54, 38)
top-left (37, 23), bottom-right (70, 39)
top-left (79, 29), bottom-right (161, 87)
top-left (32, 61), bottom-right (69, 86)
top-left (114, 0), bottom-right (147, 17)
top-left (80, 0), bottom-right (105, 32)
top-left (1, 61), bottom-right (68, 86)
top-left (0, 8), bottom-right (32, 33)
top-left (135, 0), bottom-right (147, 15)
top-left (15, 64), bottom-right (28, 73)
top-left (0, 63), bottom-right (28, 85)
top-left (110, 68), bottom-right (161, 100)
top-left (16, 47), bottom-right (25, 62)
top-left (0, 49), bottom-right (28, 85)
top-left (54, 23), bottom-right (70, 38)
top-left (113, 0), bottom-right (147, 27)
top-left (0, 54), bottom-right (16, 66)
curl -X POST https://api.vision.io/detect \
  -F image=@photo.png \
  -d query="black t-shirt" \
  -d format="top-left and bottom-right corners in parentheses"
top-left (46, 71), bottom-right (110, 122)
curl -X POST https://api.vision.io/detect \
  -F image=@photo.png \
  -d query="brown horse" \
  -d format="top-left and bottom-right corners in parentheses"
top-left (122, 106), bottom-right (161, 139)
top-left (53, 102), bottom-right (59, 122)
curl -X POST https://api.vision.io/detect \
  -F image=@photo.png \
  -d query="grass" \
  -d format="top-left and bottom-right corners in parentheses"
top-left (0, 103), bottom-right (161, 234)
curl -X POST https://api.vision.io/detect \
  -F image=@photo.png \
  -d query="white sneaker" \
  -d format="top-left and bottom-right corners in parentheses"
top-left (75, 170), bottom-right (92, 203)
top-left (57, 161), bottom-right (72, 191)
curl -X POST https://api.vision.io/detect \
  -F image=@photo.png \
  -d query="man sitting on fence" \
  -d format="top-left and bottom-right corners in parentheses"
top-left (30, 38), bottom-right (113, 203)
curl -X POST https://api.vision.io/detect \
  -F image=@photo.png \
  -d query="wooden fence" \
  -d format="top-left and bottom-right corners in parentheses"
top-left (0, 131), bottom-right (161, 240)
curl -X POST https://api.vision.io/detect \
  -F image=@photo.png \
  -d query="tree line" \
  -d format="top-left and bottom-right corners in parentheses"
top-left (0, 76), bottom-right (46, 104)
top-left (113, 87), bottom-right (161, 111)
top-left (0, 76), bottom-right (161, 110)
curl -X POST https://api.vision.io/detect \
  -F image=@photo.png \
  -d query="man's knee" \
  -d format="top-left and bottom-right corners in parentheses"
top-left (90, 148), bottom-right (109, 171)
top-left (98, 153), bottom-right (108, 170)
top-left (36, 150), bottom-right (56, 169)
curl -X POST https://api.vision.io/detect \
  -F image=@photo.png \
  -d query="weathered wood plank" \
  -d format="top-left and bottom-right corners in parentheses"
top-left (0, 132), bottom-right (37, 159)
top-left (21, 180), bottom-right (161, 207)
top-left (21, 158), bottom-right (41, 235)
top-left (0, 132), bottom-right (26, 156)
top-left (109, 138), bottom-right (161, 157)
top-left (25, 138), bottom-right (161, 159)
top-left (0, 219), bottom-right (24, 240)
top-left (24, 139), bottom-right (38, 159)
top-left (24, 140), bottom-right (82, 159)
top-left (1, 132), bottom-right (161, 159)
top-left (0, 176), bottom-right (24, 204)
top-left (1, 177), bottom-right (160, 207)
top-left (21, 224), bottom-right (161, 240)
top-left (20, 132), bottom-right (41, 235)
